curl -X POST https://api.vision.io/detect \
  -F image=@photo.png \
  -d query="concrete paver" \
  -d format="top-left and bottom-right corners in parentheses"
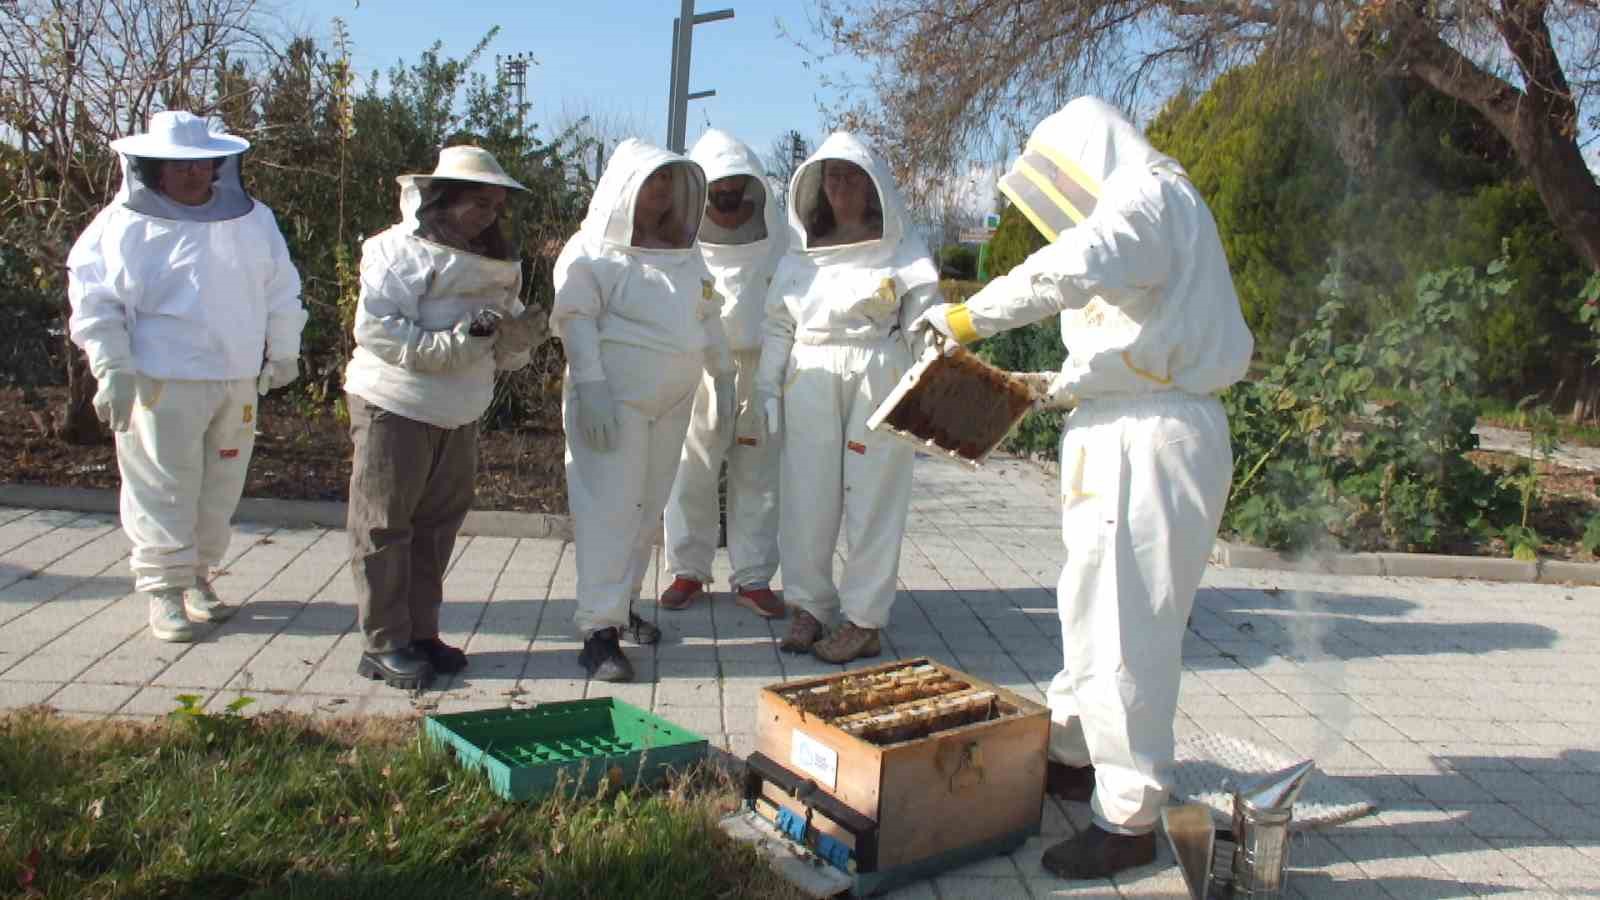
top-left (2, 454), bottom-right (1599, 897)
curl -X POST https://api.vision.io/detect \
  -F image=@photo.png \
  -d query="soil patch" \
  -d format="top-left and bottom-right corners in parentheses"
top-left (1465, 450), bottom-right (1599, 561)
top-left (0, 386), bottom-right (568, 515)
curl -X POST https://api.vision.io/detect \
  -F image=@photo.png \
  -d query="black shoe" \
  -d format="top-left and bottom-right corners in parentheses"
top-left (414, 637), bottom-right (468, 675)
top-left (623, 611), bottom-right (661, 645)
top-left (1040, 825), bottom-right (1156, 879)
top-left (1046, 762), bottom-right (1096, 803)
top-left (357, 646), bottom-right (435, 690)
top-left (579, 628), bottom-right (634, 682)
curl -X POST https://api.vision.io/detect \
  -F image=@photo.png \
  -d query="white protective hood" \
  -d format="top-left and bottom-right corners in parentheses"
top-left (569, 138), bottom-right (706, 259)
top-left (960, 95), bottom-right (1252, 400)
top-left (553, 138), bottom-right (725, 383)
top-left (689, 129), bottom-right (787, 351)
top-left (759, 132), bottom-right (938, 350)
top-left (116, 151), bottom-right (254, 222)
top-left (787, 132), bottom-right (924, 268)
top-left (999, 96), bottom-right (1185, 243)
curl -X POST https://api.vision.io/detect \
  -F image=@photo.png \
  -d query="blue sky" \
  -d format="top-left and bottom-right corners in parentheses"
top-left (276, 0), bottom-right (855, 163)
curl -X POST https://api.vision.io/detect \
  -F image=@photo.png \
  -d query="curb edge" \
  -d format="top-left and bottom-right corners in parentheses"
top-left (0, 483), bottom-right (575, 543)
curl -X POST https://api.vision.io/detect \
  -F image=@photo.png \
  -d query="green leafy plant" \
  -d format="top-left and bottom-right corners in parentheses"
top-left (1579, 271), bottom-right (1600, 364)
top-left (168, 694), bottom-right (256, 747)
top-left (1221, 250), bottom-right (1522, 554)
top-left (1581, 512), bottom-right (1600, 556)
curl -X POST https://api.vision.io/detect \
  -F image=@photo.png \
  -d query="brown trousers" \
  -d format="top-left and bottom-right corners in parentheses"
top-left (347, 395), bottom-right (477, 653)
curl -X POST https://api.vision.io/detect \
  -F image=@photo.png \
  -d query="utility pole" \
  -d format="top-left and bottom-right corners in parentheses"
top-left (496, 51), bottom-right (538, 137)
top-left (666, 1), bottom-right (733, 152)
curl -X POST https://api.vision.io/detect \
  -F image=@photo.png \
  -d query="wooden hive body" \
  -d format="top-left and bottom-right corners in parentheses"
top-left (750, 658), bottom-right (1049, 894)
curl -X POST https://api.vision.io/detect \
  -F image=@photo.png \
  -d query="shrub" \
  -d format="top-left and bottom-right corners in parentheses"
top-left (1223, 252), bottom-right (1522, 553)
top-left (939, 243), bottom-right (978, 280)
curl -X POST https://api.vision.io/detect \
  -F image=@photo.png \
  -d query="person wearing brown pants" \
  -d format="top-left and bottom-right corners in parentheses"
top-left (343, 147), bottom-right (546, 689)
top-left (348, 395), bottom-right (478, 687)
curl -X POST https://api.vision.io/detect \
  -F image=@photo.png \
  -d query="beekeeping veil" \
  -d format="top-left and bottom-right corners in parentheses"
top-left (998, 96), bottom-right (1185, 242)
top-left (109, 110), bottom-right (253, 222)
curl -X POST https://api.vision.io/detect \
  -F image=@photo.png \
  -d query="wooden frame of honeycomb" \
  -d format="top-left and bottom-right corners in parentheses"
top-left (770, 661), bottom-right (1020, 747)
top-left (867, 344), bottom-right (1040, 468)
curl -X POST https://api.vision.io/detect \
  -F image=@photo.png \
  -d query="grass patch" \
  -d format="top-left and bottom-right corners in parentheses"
top-left (0, 706), bottom-right (803, 900)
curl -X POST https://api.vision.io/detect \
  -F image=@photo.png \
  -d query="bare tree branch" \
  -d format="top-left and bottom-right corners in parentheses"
top-left (809, 0), bottom-right (1600, 268)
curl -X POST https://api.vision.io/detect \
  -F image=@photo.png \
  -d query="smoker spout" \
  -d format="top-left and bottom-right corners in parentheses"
top-left (1237, 760), bottom-right (1316, 815)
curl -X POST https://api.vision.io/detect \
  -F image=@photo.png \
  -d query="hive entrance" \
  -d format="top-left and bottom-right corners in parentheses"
top-left (775, 662), bottom-right (1019, 745)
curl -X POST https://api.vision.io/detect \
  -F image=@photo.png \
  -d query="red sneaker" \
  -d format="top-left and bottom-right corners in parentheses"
top-left (735, 585), bottom-right (786, 619)
top-left (658, 577), bottom-right (705, 611)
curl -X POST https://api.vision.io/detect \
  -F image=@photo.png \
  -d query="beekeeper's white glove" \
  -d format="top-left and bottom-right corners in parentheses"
top-left (574, 380), bottom-right (619, 452)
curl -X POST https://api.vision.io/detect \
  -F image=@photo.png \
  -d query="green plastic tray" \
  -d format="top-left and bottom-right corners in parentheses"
top-left (424, 698), bottom-right (708, 801)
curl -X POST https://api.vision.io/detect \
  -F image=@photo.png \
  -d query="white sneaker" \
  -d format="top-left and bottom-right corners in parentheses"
top-left (183, 580), bottom-right (236, 623)
top-left (148, 589), bottom-right (195, 642)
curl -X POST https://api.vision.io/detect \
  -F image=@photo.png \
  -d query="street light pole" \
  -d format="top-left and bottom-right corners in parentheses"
top-left (496, 51), bottom-right (539, 138)
top-left (666, 2), bottom-right (733, 152)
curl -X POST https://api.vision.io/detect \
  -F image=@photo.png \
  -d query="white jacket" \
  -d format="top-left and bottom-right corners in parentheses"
top-left (343, 178), bottom-right (528, 429)
top-left (689, 130), bottom-right (787, 352)
top-left (755, 132), bottom-right (941, 396)
top-left (552, 139), bottom-right (730, 386)
top-left (67, 160), bottom-right (306, 382)
top-left (955, 97), bottom-right (1254, 400)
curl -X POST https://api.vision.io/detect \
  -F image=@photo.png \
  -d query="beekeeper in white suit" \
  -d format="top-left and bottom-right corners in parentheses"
top-left (67, 110), bottom-right (307, 643)
top-left (912, 96), bottom-right (1254, 879)
top-left (659, 130), bottom-right (787, 620)
top-left (754, 132), bottom-right (941, 665)
top-left (554, 138), bottom-right (734, 683)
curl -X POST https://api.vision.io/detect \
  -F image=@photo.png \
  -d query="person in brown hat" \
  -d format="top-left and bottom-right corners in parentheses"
top-left (343, 145), bottom-right (550, 690)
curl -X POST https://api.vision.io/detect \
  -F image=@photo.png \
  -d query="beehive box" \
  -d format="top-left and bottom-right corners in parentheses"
top-left (867, 344), bottom-right (1039, 468)
top-left (425, 699), bottom-right (707, 801)
top-left (747, 658), bottom-right (1049, 895)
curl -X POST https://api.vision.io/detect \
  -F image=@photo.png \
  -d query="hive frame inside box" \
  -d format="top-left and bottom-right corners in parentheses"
top-left (866, 344), bottom-right (1038, 469)
top-left (744, 657), bottom-right (1050, 896)
top-left (425, 698), bottom-right (708, 802)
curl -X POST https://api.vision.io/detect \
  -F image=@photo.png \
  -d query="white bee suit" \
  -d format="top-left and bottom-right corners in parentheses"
top-left (754, 133), bottom-right (940, 630)
top-left (934, 97), bottom-right (1254, 835)
top-left (343, 177), bottom-right (530, 429)
top-left (663, 130), bottom-right (788, 591)
top-left (67, 146), bottom-right (306, 593)
top-left (554, 139), bottom-right (731, 636)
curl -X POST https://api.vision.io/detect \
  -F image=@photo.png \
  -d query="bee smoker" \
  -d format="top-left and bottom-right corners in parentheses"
top-left (1163, 759), bottom-right (1316, 900)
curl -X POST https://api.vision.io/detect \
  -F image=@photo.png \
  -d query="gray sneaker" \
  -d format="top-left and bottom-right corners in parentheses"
top-left (148, 589), bottom-right (195, 642)
top-left (182, 580), bottom-right (236, 623)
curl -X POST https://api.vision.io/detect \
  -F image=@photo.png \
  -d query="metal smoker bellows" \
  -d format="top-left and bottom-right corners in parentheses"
top-left (1162, 759), bottom-right (1316, 899)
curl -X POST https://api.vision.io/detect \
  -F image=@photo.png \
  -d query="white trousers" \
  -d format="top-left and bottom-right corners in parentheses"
top-left (116, 377), bottom-right (258, 593)
top-left (1045, 392), bottom-right (1232, 835)
top-left (566, 344), bottom-right (702, 636)
top-left (663, 348), bottom-right (780, 589)
top-left (778, 339), bottom-right (914, 630)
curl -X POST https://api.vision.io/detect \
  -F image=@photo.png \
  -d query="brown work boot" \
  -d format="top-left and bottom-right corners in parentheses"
top-left (1046, 762), bottom-right (1096, 803)
top-left (811, 621), bottom-right (881, 663)
top-left (735, 585), bottom-right (786, 619)
top-left (779, 608), bottom-right (825, 654)
top-left (658, 577), bottom-right (705, 611)
top-left (1040, 825), bottom-right (1156, 879)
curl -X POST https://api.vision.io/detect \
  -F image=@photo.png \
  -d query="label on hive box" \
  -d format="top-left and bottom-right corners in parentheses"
top-left (791, 729), bottom-right (838, 789)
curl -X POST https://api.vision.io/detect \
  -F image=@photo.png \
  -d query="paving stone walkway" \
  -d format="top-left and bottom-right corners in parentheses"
top-left (2, 455), bottom-right (1598, 898)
